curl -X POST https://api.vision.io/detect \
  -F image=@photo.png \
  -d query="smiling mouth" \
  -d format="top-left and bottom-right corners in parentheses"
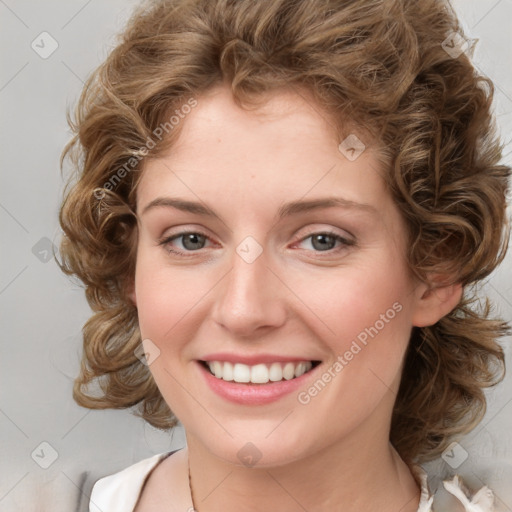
top-left (200, 360), bottom-right (321, 384)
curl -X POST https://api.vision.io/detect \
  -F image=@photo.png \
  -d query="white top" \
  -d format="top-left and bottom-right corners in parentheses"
top-left (89, 451), bottom-right (495, 512)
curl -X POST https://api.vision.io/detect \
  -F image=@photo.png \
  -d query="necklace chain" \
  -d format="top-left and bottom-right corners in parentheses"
top-left (188, 457), bottom-right (198, 512)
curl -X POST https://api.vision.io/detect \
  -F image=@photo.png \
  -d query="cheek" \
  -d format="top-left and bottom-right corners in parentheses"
top-left (133, 250), bottom-right (212, 414)
top-left (134, 249), bottom-right (211, 345)
top-left (292, 264), bottom-right (414, 428)
top-left (288, 253), bottom-right (415, 411)
top-left (290, 254), bottom-right (412, 349)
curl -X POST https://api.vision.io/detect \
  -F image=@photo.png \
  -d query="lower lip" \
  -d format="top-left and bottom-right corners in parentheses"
top-left (196, 361), bottom-right (319, 405)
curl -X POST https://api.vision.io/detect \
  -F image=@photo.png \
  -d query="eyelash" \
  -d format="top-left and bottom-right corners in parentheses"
top-left (158, 230), bottom-right (355, 258)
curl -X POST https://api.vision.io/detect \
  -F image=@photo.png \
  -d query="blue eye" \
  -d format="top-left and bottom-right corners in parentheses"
top-left (297, 232), bottom-right (354, 252)
top-left (158, 229), bottom-right (354, 258)
top-left (159, 231), bottom-right (211, 255)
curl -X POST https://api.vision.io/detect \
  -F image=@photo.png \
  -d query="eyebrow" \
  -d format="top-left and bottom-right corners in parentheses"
top-left (140, 196), bottom-right (377, 221)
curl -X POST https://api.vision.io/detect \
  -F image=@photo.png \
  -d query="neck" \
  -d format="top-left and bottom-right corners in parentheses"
top-left (186, 424), bottom-right (420, 512)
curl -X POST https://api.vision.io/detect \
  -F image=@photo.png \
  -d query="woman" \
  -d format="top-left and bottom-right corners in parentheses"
top-left (59, 0), bottom-right (510, 510)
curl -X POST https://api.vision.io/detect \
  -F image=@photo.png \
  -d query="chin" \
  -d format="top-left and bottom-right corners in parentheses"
top-left (199, 431), bottom-right (313, 469)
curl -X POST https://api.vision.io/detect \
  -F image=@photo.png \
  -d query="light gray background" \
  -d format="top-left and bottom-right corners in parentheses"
top-left (0, 1), bottom-right (511, 511)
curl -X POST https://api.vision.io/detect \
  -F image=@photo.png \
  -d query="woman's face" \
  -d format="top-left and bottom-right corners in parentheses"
top-left (133, 83), bottom-right (427, 466)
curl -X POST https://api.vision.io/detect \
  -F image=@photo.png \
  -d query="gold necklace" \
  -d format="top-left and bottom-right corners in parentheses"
top-left (188, 457), bottom-right (198, 512)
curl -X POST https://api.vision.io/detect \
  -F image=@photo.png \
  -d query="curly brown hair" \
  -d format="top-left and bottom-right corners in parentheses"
top-left (58, 0), bottom-right (510, 464)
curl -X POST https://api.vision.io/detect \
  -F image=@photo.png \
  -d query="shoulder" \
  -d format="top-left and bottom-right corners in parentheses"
top-left (89, 452), bottom-right (173, 512)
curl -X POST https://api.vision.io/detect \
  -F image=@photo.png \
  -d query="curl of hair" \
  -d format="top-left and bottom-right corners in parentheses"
top-left (58, 0), bottom-right (510, 462)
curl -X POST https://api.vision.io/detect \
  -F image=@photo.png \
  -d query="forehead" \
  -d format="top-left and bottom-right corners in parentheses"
top-left (137, 83), bottom-right (390, 215)
top-left (168, 84), bottom-right (342, 157)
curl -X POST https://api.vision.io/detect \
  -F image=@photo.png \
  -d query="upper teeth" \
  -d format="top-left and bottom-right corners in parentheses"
top-left (206, 361), bottom-right (313, 384)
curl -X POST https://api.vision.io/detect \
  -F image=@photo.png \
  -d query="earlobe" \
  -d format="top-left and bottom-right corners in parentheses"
top-left (412, 279), bottom-right (463, 327)
top-left (126, 281), bottom-right (137, 307)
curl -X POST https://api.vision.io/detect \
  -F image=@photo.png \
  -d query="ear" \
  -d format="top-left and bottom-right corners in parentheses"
top-left (129, 289), bottom-right (137, 307)
top-left (411, 276), bottom-right (463, 327)
top-left (126, 278), bottom-right (137, 307)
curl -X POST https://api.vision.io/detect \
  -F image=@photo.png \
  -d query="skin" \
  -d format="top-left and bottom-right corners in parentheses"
top-left (130, 82), bottom-right (462, 512)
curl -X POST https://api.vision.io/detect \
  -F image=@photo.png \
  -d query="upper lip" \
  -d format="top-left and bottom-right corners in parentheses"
top-left (199, 353), bottom-right (321, 365)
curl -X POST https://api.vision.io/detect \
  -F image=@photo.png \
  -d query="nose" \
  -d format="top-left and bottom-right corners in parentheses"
top-left (210, 244), bottom-right (287, 338)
